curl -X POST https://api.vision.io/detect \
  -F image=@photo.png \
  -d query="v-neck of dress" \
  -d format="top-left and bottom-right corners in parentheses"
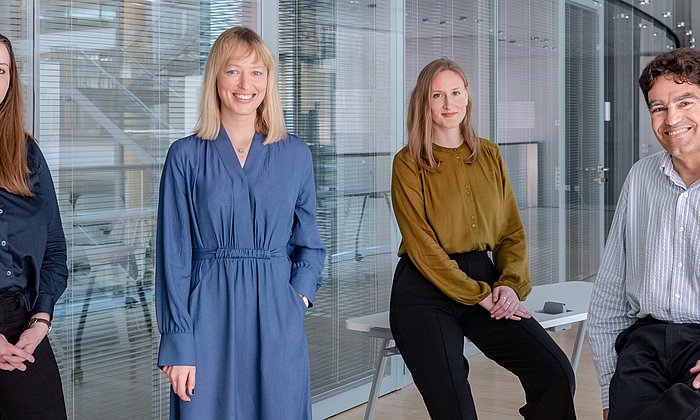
top-left (212, 127), bottom-right (266, 183)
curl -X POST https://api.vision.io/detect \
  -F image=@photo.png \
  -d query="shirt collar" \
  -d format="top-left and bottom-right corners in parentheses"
top-left (659, 151), bottom-right (700, 190)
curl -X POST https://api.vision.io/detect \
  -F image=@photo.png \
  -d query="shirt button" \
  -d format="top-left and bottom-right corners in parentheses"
top-left (678, 262), bottom-right (683, 268)
top-left (679, 226), bottom-right (685, 232)
top-left (0, 241), bottom-right (5, 246)
top-left (466, 191), bottom-right (471, 196)
top-left (471, 223), bottom-right (477, 228)
top-left (682, 192), bottom-right (689, 198)
top-left (5, 271), bottom-right (10, 276)
top-left (471, 215), bottom-right (476, 220)
top-left (0, 209), bottom-right (3, 214)
top-left (675, 293), bottom-right (681, 299)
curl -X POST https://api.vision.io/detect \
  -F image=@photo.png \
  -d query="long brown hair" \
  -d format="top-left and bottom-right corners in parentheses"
top-left (196, 26), bottom-right (287, 143)
top-left (407, 58), bottom-right (479, 171)
top-left (0, 33), bottom-right (32, 196)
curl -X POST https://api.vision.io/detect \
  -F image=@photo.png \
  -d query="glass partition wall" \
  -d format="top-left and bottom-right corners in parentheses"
top-left (0, 0), bottom-right (679, 418)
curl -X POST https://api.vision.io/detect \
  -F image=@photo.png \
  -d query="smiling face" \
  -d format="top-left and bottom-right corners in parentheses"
top-left (0, 43), bottom-right (10, 106)
top-left (429, 70), bottom-right (468, 137)
top-left (216, 52), bottom-right (267, 124)
top-left (648, 75), bottom-right (700, 166)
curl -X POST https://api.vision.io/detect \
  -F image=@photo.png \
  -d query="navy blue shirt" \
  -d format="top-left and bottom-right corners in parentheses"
top-left (0, 140), bottom-right (67, 317)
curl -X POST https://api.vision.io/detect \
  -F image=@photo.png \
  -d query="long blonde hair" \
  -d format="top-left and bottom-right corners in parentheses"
top-left (407, 58), bottom-right (479, 171)
top-left (0, 33), bottom-right (32, 196)
top-left (195, 27), bottom-right (287, 143)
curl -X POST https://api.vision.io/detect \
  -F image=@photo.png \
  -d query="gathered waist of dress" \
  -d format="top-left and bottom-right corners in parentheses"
top-left (192, 247), bottom-right (287, 260)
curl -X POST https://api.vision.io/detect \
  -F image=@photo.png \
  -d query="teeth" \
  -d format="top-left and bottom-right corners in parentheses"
top-left (236, 94), bottom-right (254, 100)
top-left (667, 127), bottom-right (690, 136)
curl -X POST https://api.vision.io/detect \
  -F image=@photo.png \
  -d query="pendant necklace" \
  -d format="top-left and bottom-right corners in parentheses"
top-left (234, 138), bottom-right (253, 154)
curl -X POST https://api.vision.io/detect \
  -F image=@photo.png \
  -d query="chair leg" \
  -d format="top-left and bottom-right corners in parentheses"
top-left (136, 281), bottom-right (153, 334)
top-left (570, 320), bottom-right (588, 373)
top-left (365, 338), bottom-right (391, 420)
top-left (74, 274), bottom-right (96, 383)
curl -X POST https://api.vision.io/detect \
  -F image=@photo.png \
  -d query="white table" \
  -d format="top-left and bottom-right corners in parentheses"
top-left (345, 280), bottom-right (593, 420)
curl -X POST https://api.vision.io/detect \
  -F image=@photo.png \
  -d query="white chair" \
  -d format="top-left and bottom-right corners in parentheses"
top-left (346, 281), bottom-right (593, 420)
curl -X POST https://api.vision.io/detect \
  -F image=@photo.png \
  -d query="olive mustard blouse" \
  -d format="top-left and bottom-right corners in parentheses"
top-left (391, 139), bottom-right (531, 305)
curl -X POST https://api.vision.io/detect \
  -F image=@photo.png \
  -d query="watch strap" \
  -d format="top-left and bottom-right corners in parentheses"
top-left (28, 317), bottom-right (52, 334)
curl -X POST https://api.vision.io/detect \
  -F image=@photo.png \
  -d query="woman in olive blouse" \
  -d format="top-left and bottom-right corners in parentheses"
top-left (389, 58), bottom-right (576, 419)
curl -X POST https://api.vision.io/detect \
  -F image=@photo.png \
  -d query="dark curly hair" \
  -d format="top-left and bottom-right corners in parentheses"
top-left (639, 47), bottom-right (700, 106)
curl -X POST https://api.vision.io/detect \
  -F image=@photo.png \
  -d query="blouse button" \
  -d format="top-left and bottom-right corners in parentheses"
top-left (471, 215), bottom-right (476, 220)
top-left (0, 241), bottom-right (5, 247)
top-left (471, 223), bottom-right (477, 228)
top-left (5, 271), bottom-right (11, 276)
top-left (0, 209), bottom-right (3, 214)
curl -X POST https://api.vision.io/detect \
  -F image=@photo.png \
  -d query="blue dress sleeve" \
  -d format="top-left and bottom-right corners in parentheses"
top-left (288, 146), bottom-right (326, 305)
top-left (156, 141), bottom-right (196, 367)
top-left (34, 145), bottom-right (68, 317)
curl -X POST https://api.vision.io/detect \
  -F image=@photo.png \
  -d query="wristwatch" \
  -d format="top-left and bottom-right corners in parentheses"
top-left (28, 317), bottom-right (52, 334)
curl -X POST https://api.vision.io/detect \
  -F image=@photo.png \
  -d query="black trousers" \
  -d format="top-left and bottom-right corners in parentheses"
top-left (0, 291), bottom-right (66, 420)
top-left (609, 316), bottom-right (700, 420)
top-left (389, 252), bottom-right (576, 420)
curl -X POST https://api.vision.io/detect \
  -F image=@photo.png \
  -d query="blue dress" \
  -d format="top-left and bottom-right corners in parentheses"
top-left (156, 129), bottom-right (326, 419)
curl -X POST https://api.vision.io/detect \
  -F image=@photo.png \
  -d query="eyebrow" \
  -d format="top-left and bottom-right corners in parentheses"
top-left (648, 92), bottom-right (699, 107)
top-left (432, 86), bottom-right (463, 92)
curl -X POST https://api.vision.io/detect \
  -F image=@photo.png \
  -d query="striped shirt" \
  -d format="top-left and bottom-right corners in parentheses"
top-left (588, 151), bottom-right (700, 408)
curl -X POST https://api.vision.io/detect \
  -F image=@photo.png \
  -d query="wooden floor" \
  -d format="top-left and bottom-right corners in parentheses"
top-left (328, 327), bottom-right (603, 420)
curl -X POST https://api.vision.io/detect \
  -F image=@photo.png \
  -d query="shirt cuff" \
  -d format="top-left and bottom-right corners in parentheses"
top-left (600, 383), bottom-right (610, 409)
top-left (157, 332), bottom-right (196, 367)
top-left (33, 294), bottom-right (57, 318)
top-left (290, 263), bottom-right (320, 304)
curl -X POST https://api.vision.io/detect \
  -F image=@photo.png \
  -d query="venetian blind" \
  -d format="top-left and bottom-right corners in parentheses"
top-left (277, 0), bottom-right (397, 401)
top-left (565, 2), bottom-right (602, 281)
top-left (497, 0), bottom-right (562, 286)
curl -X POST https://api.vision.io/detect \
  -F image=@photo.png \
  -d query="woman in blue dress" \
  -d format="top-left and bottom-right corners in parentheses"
top-left (156, 27), bottom-right (326, 419)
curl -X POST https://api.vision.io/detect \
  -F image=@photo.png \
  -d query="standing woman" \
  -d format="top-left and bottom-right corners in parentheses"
top-left (0, 34), bottom-right (68, 419)
top-left (156, 27), bottom-right (325, 419)
top-left (389, 58), bottom-right (576, 419)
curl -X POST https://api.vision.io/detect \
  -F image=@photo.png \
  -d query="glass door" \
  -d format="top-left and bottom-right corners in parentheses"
top-left (563, 0), bottom-right (606, 282)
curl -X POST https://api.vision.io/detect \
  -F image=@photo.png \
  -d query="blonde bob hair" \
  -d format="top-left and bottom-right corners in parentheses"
top-left (407, 58), bottom-right (479, 171)
top-left (195, 26), bottom-right (287, 143)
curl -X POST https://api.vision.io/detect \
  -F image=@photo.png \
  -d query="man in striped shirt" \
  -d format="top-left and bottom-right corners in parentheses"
top-left (589, 48), bottom-right (700, 420)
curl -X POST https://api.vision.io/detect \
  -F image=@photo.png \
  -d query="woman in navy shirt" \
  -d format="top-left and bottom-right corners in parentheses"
top-left (0, 33), bottom-right (68, 419)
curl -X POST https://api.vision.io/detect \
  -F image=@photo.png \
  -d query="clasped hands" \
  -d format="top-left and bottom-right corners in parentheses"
top-left (479, 285), bottom-right (531, 321)
top-left (0, 316), bottom-right (50, 371)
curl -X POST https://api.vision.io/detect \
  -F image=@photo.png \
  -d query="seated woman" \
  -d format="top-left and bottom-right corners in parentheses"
top-left (389, 58), bottom-right (577, 420)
